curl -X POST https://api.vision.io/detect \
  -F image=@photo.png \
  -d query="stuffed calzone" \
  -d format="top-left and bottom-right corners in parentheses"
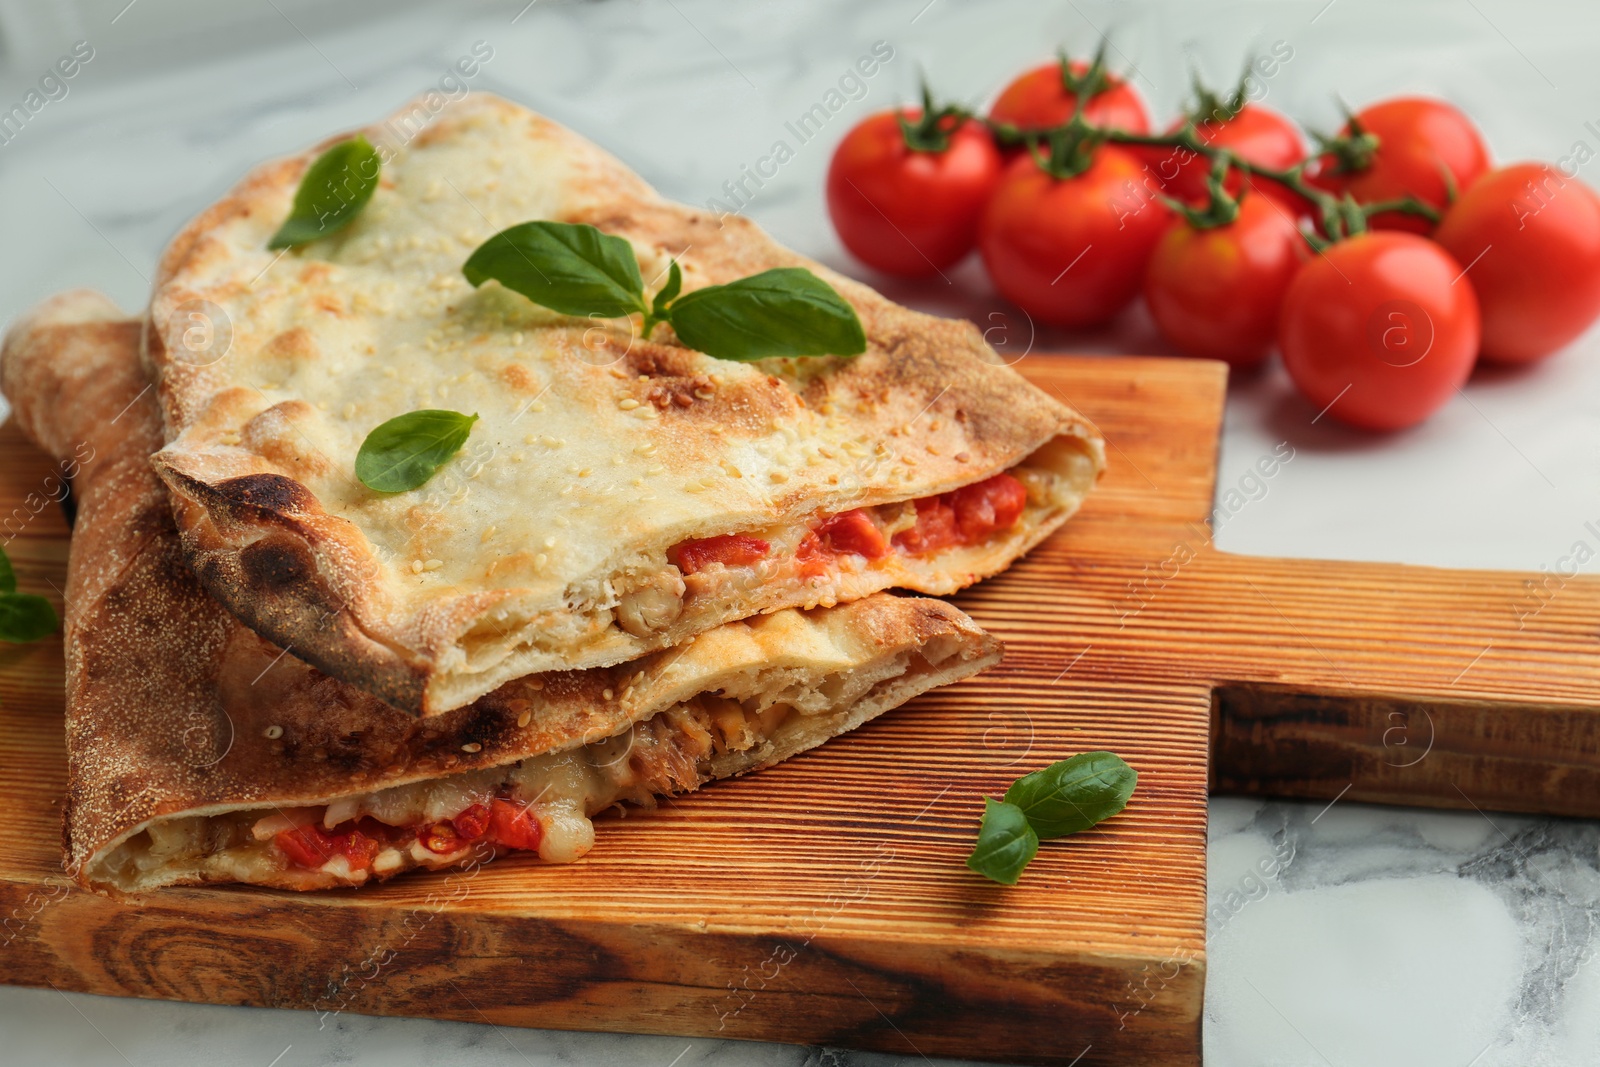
top-left (2, 290), bottom-right (1002, 894)
top-left (146, 93), bottom-right (1101, 714)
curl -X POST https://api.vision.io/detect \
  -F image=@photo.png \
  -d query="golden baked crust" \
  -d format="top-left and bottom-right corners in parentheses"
top-left (146, 94), bottom-right (1100, 714)
top-left (2, 294), bottom-right (1003, 893)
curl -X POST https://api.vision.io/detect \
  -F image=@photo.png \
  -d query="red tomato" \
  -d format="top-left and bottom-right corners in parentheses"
top-left (892, 496), bottom-right (961, 556)
top-left (276, 825), bottom-right (336, 869)
top-left (419, 822), bottom-right (462, 854)
top-left (1144, 194), bottom-right (1306, 368)
top-left (339, 830), bottom-right (381, 871)
top-left (488, 798), bottom-right (544, 852)
top-left (1307, 97), bottom-right (1490, 234)
top-left (826, 109), bottom-right (1002, 277)
top-left (1434, 162), bottom-right (1600, 364)
top-left (892, 474), bottom-right (1027, 554)
top-left (1279, 232), bottom-right (1479, 431)
top-left (671, 534), bottom-right (770, 575)
top-left (1147, 106), bottom-right (1306, 212)
top-left (814, 509), bottom-right (889, 559)
top-left (275, 823), bottom-right (381, 871)
top-left (949, 473), bottom-right (1028, 541)
top-left (978, 146), bottom-right (1171, 328)
top-left (989, 59), bottom-right (1150, 134)
top-left (452, 803), bottom-right (491, 841)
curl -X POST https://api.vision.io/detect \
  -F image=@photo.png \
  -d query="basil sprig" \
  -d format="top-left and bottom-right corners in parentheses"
top-left (355, 409), bottom-right (479, 493)
top-left (268, 135), bottom-right (381, 250)
top-left (967, 752), bottom-right (1137, 885)
top-left (0, 546), bottom-right (58, 644)
top-left (462, 220), bottom-right (866, 362)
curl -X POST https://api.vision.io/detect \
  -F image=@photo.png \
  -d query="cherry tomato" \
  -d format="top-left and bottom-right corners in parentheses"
top-left (989, 59), bottom-right (1150, 135)
top-left (1307, 97), bottom-right (1490, 234)
top-left (1434, 163), bottom-right (1600, 364)
top-left (671, 534), bottom-right (770, 575)
top-left (826, 109), bottom-right (1002, 277)
top-left (1278, 232), bottom-right (1479, 431)
top-left (1144, 193), bottom-right (1306, 369)
top-left (978, 147), bottom-right (1171, 328)
top-left (1147, 106), bottom-right (1306, 213)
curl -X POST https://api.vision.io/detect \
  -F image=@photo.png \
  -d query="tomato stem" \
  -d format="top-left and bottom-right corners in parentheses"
top-left (1310, 100), bottom-right (1381, 177)
top-left (974, 56), bottom-right (1442, 240)
top-left (1059, 40), bottom-right (1115, 102)
top-left (898, 79), bottom-right (971, 154)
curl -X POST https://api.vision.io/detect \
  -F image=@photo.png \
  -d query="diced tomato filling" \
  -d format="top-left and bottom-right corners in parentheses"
top-left (817, 509), bottom-right (890, 558)
top-left (340, 828), bottom-right (381, 870)
top-left (669, 470), bottom-right (1028, 585)
top-left (452, 803), bottom-right (491, 841)
top-left (797, 509), bottom-right (889, 577)
top-left (275, 825), bottom-right (338, 869)
top-left (488, 798), bottom-right (544, 851)
top-left (671, 533), bottom-right (771, 575)
top-left (274, 798), bottom-right (544, 872)
top-left (892, 472), bottom-right (1028, 557)
top-left (419, 822), bottom-right (462, 855)
top-left (892, 496), bottom-right (962, 555)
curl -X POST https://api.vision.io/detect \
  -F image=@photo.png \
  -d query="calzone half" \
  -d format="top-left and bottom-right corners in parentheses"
top-left (147, 93), bottom-right (1101, 714)
top-left (2, 290), bottom-right (1001, 894)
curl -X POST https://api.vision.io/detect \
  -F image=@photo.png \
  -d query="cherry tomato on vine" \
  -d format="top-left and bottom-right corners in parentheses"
top-left (989, 58), bottom-right (1150, 135)
top-left (1434, 162), bottom-right (1600, 365)
top-left (978, 146), bottom-right (1170, 328)
top-left (1306, 97), bottom-right (1490, 234)
top-left (826, 108), bottom-right (1003, 277)
top-left (1144, 193), bottom-right (1306, 369)
top-left (1279, 232), bottom-right (1479, 431)
top-left (1148, 105), bottom-right (1307, 214)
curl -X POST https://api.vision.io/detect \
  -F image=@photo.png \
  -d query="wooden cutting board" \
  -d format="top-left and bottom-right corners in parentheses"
top-left (3, 354), bottom-right (1598, 1066)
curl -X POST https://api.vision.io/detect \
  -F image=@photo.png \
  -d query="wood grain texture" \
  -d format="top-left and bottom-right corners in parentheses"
top-left (3, 352), bottom-right (1599, 1065)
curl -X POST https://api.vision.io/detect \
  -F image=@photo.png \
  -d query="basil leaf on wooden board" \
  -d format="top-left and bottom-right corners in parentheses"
top-left (463, 221), bottom-right (647, 320)
top-left (268, 135), bottom-right (381, 250)
top-left (0, 547), bottom-right (14, 595)
top-left (0, 593), bottom-right (58, 644)
top-left (1003, 751), bottom-right (1137, 840)
top-left (966, 798), bottom-right (1040, 885)
top-left (665, 267), bottom-right (867, 361)
top-left (356, 410), bottom-right (479, 494)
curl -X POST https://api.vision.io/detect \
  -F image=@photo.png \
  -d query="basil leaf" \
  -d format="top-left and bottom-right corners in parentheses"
top-left (651, 259), bottom-right (683, 320)
top-left (0, 594), bottom-right (58, 643)
top-left (268, 135), bottom-right (381, 250)
top-left (1003, 751), bottom-right (1137, 840)
top-left (966, 798), bottom-right (1039, 885)
top-left (0, 547), bottom-right (14, 595)
top-left (463, 221), bottom-right (646, 320)
top-left (665, 267), bottom-right (867, 361)
top-left (356, 410), bottom-right (479, 494)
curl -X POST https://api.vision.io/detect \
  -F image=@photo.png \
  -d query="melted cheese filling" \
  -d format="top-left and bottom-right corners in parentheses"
top-left (94, 646), bottom-right (924, 891)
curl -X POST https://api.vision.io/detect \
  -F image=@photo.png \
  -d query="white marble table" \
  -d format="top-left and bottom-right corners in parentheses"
top-left (2, 0), bottom-right (1598, 1063)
